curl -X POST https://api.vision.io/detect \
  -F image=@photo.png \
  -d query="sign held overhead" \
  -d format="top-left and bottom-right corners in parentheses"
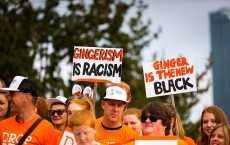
top-left (143, 57), bottom-right (197, 97)
top-left (72, 46), bottom-right (123, 83)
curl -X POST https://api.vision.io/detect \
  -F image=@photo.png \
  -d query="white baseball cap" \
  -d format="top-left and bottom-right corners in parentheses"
top-left (0, 76), bottom-right (28, 91)
top-left (47, 96), bottom-right (67, 108)
top-left (0, 76), bottom-right (38, 96)
top-left (72, 84), bottom-right (82, 95)
top-left (103, 86), bottom-right (128, 103)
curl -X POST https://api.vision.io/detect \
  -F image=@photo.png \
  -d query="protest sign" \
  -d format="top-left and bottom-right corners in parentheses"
top-left (135, 136), bottom-right (177, 145)
top-left (59, 131), bottom-right (77, 145)
top-left (72, 46), bottom-right (123, 83)
top-left (143, 57), bottom-right (197, 97)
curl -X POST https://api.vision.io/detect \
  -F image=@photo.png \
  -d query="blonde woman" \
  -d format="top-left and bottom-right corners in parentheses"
top-left (122, 108), bottom-right (142, 136)
top-left (209, 123), bottom-right (230, 145)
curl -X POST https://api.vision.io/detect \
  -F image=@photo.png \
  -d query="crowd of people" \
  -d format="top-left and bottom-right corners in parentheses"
top-left (0, 76), bottom-right (229, 145)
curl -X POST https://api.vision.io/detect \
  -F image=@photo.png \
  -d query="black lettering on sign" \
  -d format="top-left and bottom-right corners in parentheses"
top-left (154, 82), bottom-right (162, 95)
top-left (73, 62), bottom-right (81, 76)
top-left (82, 62), bottom-right (122, 77)
top-left (89, 63), bottom-right (97, 76)
top-left (182, 77), bottom-right (193, 89)
top-left (97, 64), bottom-right (104, 76)
top-left (83, 62), bottom-right (90, 75)
top-left (154, 77), bottom-right (194, 95)
top-left (113, 64), bottom-right (122, 77)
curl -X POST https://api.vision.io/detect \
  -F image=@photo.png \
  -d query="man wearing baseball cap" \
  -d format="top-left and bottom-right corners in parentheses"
top-left (0, 76), bottom-right (59, 144)
top-left (47, 96), bottom-right (68, 132)
top-left (95, 86), bottom-right (138, 144)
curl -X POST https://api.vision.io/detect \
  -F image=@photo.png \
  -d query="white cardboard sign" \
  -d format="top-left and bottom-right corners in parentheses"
top-left (143, 57), bottom-right (197, 97)
top-left (72, 46), bottom-right (123, 83)
top-left (59, 131), bottom-right (77, 145)
top-left (135, 136), bottom-right (178, 145)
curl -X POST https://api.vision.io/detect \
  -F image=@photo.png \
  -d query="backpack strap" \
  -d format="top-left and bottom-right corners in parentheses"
top-left (17, 118), bottom-right (43, 145)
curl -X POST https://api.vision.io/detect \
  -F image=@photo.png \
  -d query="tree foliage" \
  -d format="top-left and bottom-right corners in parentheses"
top-left (0, 0), bottom-right (212, 140)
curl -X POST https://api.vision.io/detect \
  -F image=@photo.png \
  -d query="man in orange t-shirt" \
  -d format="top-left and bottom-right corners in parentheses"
top-left (96, 81), bottom-right (132, 126)
top-left (0, 76), bottom-right (58, 145)
top-left (95, 86), bottom-right (138, 144)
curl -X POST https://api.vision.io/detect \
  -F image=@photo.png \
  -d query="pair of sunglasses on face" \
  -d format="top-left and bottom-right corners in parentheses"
top-left (50, 109), bottom-right (67, 116)
top-left (141, 114), bottom-right (161, 123)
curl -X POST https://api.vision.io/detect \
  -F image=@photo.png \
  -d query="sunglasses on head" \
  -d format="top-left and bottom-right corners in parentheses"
top-left (141, 114), bottom-right (160, 123)
top-left (65, 95), bottom-right (85, 104)
top-left (50, 109), bottom-right (67, 116)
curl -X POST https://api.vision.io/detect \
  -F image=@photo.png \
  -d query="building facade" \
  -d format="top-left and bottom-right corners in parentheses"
top-left (210, 8), bottom-right (230, 120)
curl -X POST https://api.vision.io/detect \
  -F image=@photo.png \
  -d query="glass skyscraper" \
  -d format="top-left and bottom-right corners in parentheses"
top-left (210, 8), bottom-right (230, 120)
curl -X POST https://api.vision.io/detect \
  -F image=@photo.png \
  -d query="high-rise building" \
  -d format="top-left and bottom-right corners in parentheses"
top-left (210, 8), bottom-right (230, 120)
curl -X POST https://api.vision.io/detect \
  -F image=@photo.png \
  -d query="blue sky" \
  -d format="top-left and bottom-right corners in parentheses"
top-left (141, 0), bottom-right (230, 121)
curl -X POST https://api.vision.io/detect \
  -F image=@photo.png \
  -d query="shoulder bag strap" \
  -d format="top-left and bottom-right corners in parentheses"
top-left (17, 118), bottom-right (43, 145)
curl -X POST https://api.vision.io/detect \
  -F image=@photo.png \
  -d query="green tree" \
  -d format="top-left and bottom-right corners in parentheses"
top-left (0, 0), bottom-right (211, 140)
top-left (0, 0), bottom-right (65, 96)
top-left (0, 0), bottom-right (39, 83)
top-left (59, 0), bottom-right (157, 116)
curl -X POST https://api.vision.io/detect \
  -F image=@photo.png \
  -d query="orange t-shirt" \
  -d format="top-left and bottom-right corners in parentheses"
top-left (55, 129), bottom-right (63, 144)
top-left (0, 114), bottom-right (59, 145)
top-left (65, 126), bottom-right (73, 132)
top-left (96, 117), bottom-right (103, 126)
top-left (95, 122), bottom-right (138, 145)
top-left (178, 138), bottom-right (189, 145)
top-left (183, 136), bottom-right (195, 145)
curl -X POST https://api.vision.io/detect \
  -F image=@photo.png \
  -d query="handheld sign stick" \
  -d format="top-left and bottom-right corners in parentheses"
top-left (142, 57), bottom-right (197, 144)
top-left (93, 82), bottom-right (97, 110)
top-left (170, 94), bottom-right (179, 137)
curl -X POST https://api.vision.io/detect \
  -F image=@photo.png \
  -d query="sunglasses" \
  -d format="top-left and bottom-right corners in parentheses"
top-left (50, 109), bottom-right (67, 116)
top-left (141, 114), bottom-right (160, 123)
top-left (0, 91), bottom-right (7, 94)
top-left (65, 95), bottom-right (85, 104)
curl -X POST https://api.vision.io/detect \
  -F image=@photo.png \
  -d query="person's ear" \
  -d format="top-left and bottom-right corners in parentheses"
top-left (127, 95), bottom-right (132, 103)
top-left (102, 100), bottom-right (105, 109)
top-left (24, 93), bottom-right (32, 102)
